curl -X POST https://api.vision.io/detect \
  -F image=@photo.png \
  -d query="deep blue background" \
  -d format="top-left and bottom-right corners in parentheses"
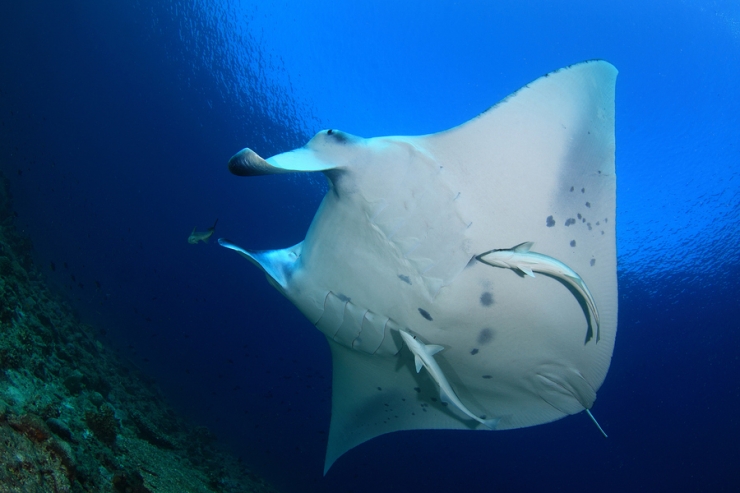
top-left (1, 1), bottom-right (739, 492)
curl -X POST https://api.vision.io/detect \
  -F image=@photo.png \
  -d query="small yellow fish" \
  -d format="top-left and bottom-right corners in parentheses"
top-left (188, 219), bottom-right (218, 244)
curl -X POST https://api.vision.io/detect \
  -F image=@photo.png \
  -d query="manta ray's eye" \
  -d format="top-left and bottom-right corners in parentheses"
top-left (325, 129), bottom-right (351, 143)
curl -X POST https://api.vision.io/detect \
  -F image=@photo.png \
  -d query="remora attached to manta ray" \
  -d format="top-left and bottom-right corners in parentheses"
top-left (477, 241), bottom-right (601, 343)
top-left (218, 60), bottom-right (618, 473)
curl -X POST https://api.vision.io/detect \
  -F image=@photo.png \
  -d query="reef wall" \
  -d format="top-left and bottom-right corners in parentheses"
top-left (0, 172), bottom-right (279, 492)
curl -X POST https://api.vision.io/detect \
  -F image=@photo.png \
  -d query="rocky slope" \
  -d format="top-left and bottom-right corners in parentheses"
top-left (0, 173), bottom-right (279, 493)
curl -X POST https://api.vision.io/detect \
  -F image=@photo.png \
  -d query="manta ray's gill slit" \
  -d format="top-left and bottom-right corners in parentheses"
top-left (352, 309), bottom-right (386, 354)
top-left (313, 291), bottom-right (332, 325)
top-left (333, 301), bottom-right (367, 347)
top-left (371, 318), bottom-right (391, 356)
top-left (314, 292), bottom-right (348, 339)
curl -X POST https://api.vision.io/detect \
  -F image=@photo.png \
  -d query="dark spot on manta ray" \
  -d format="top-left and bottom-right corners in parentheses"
top-left (570, 240), bottom-right (576, 247)
top-left (336, 293), bottom-right (351, 302)
top-left (582, 218), bottom-right (586, 223)
top-left (477, 328), bottom-right (493, 345)
top-left (596, 221), bottom-right (600, 225)
top-left (482, 375), bottom-right (493, 379)
top-left (418, 308), bottom-right (433, 321)
top-left (546, 215), bottom-right (555, 227)
top-left (587, 223), bottom-right (592, 230)
top-left (470, 348), bottom-right (479, 355)
top-left (581, 188), bottom-right (586, 193)
top-left (480, 292), bottom-right (493, 307)
top-left (586, 202), bottom-right (591, 208)
top-left (414, 387), bottom-right (421, 393)
top-left (590, 259), bottom-right (596, 266)
top-left (577, 213), bottom-right (582, 219)
top-left (377, 387), bottom-right (382, 391)
top-left (431, 397), bottom-right (438, 402)
top-left (570, 186), bottom-right (574, 192)
top-left (604, 218), bottom-right (608, 223)
top-left (565, 218), bottom-right (576, 226)
top-left (398, 274), bottom-right (412, 285)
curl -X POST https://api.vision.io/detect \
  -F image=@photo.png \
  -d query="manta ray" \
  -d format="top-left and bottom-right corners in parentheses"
top-left (218, 60), bottom-right (618, 473)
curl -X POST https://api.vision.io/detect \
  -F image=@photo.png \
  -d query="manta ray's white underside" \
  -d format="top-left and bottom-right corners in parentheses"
top-left (219, 60), bottom-right (618, 473)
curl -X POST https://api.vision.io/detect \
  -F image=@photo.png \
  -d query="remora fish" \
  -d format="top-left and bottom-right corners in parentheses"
top-left (477, 241), bottom-right (601, 342)
top-left (188, 219), bottom-right (218, 244)
top-left (399, 330), bottom-right (499, 429)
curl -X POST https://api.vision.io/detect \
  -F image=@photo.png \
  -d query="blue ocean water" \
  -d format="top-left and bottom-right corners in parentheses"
top-left (1, 0), bottom-right (739, 491)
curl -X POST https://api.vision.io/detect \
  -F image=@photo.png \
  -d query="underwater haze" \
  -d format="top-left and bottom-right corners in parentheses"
top-left (1, 0), bottom-right (739, 492)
